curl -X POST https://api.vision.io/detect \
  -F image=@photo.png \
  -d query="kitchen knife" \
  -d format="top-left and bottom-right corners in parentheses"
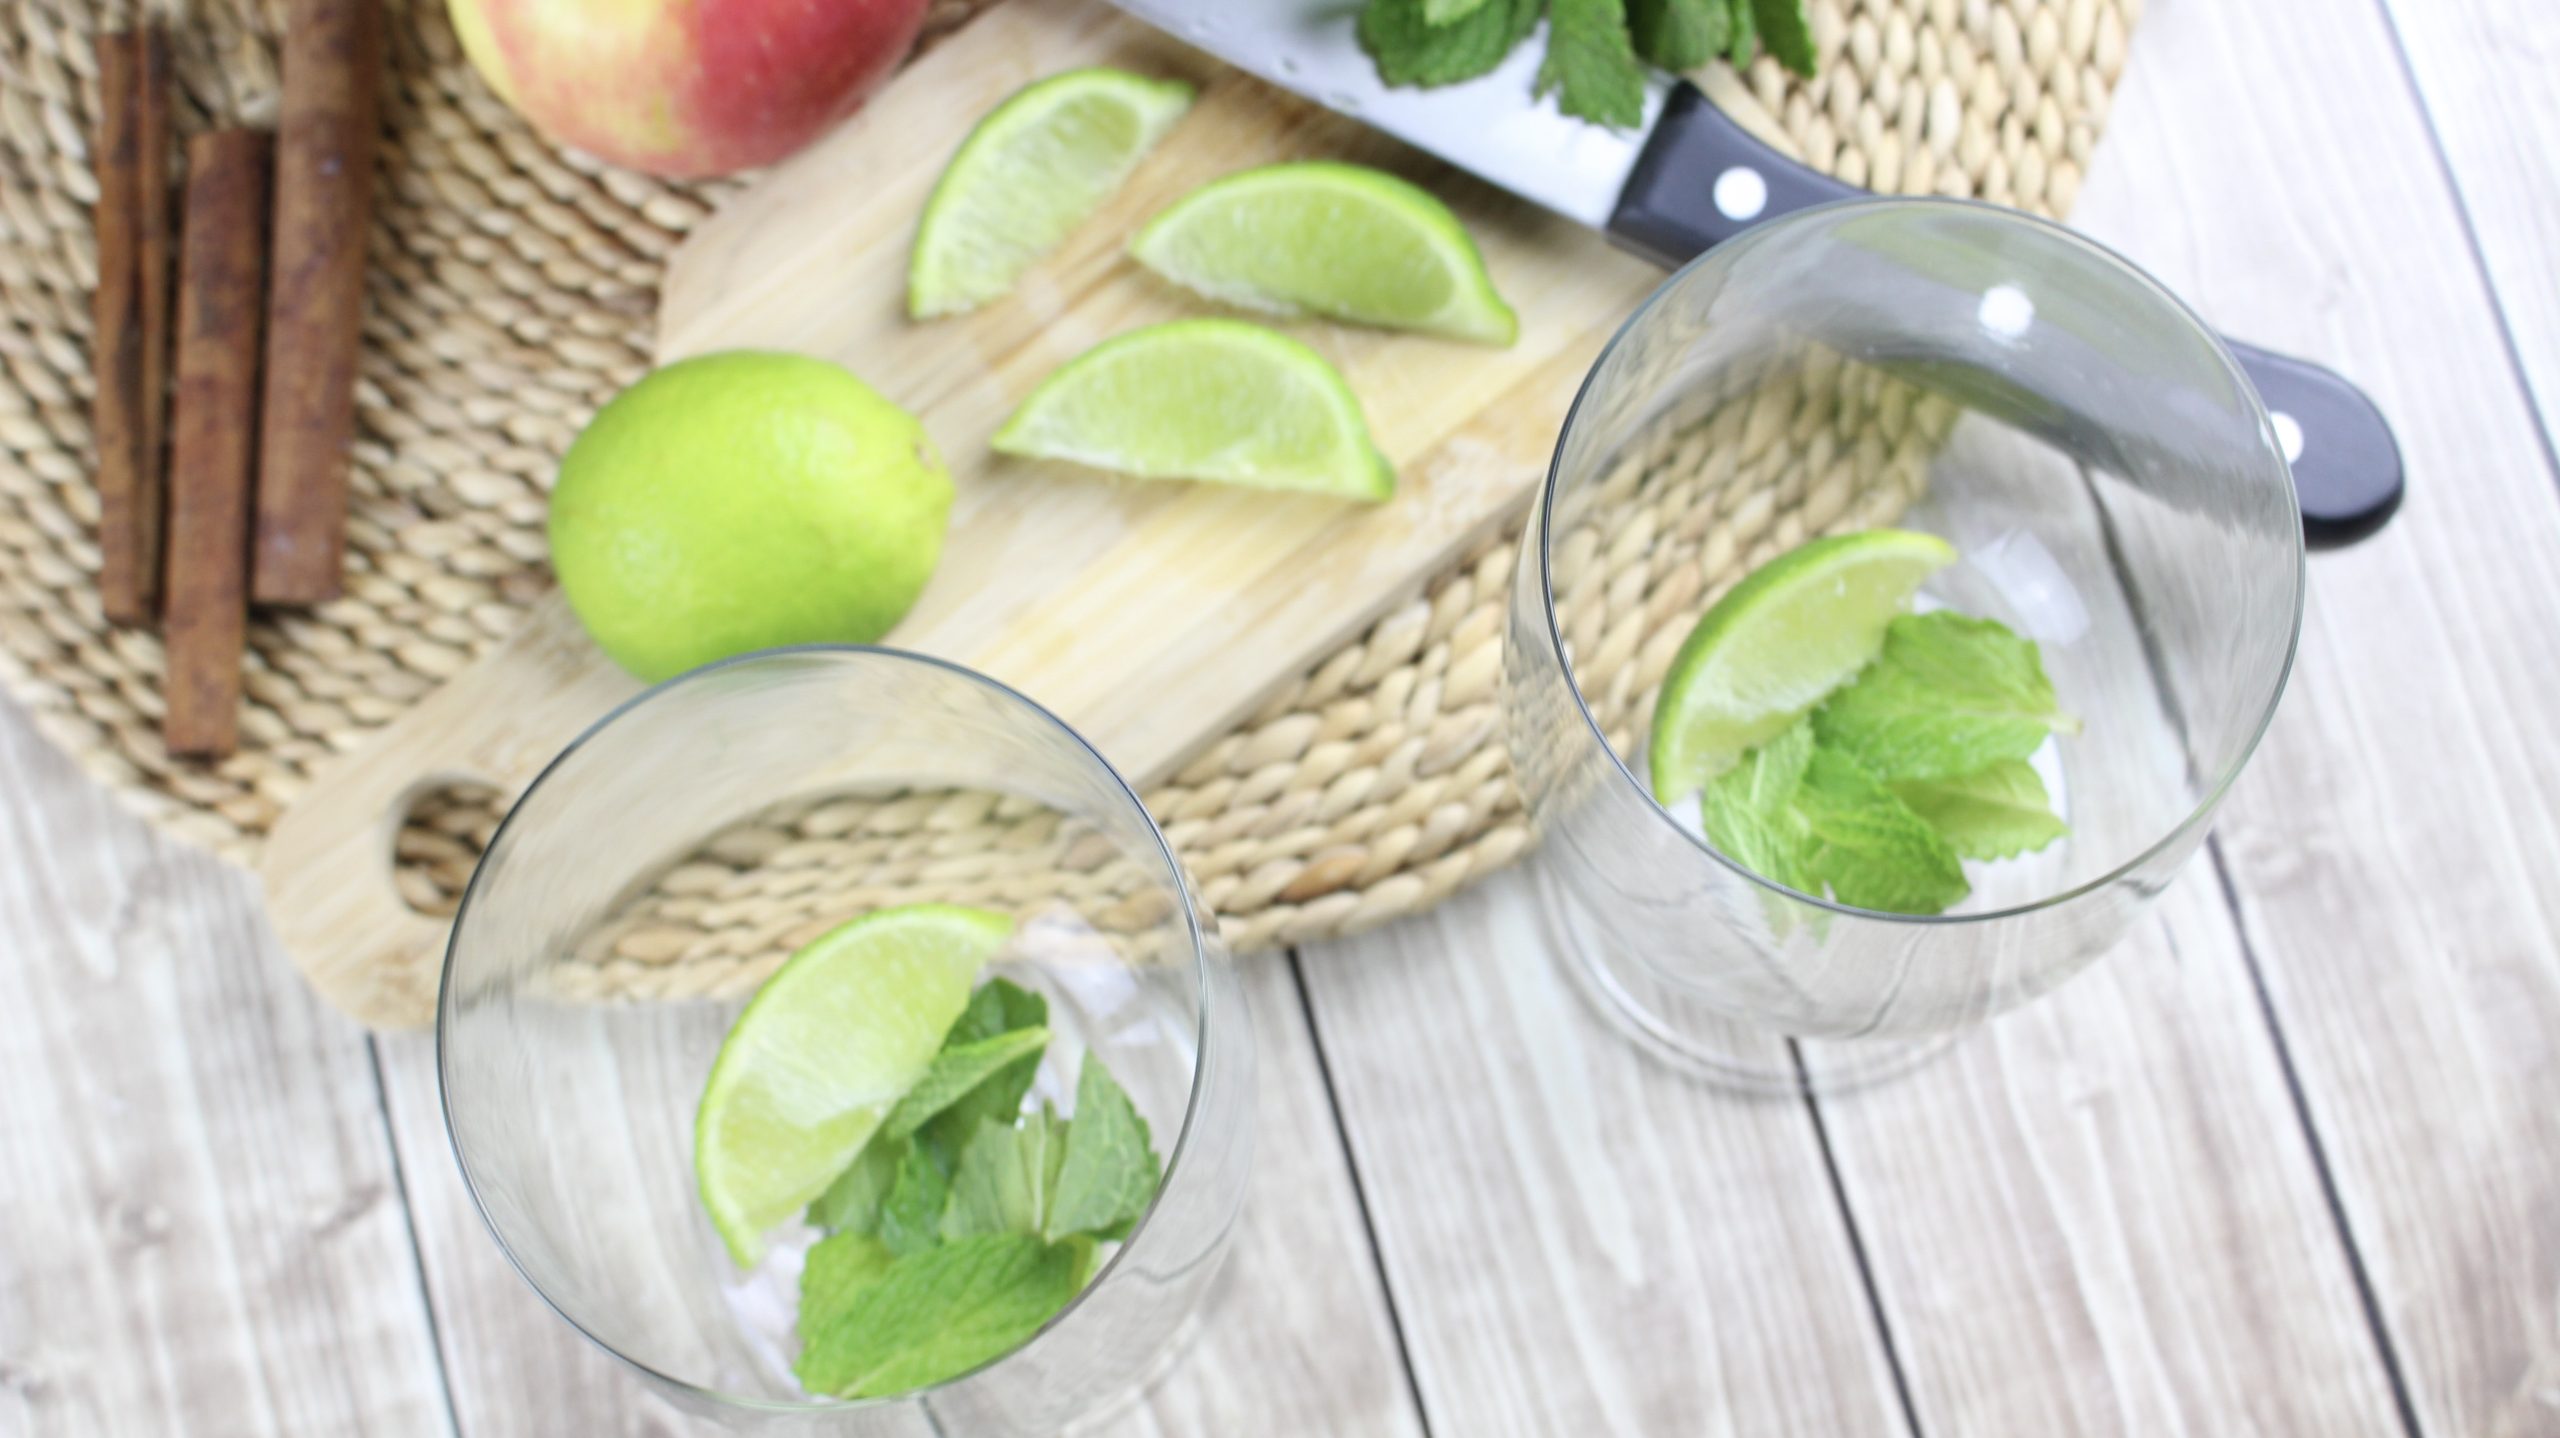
top-left (1104, 0), bottom-right (2403, 547)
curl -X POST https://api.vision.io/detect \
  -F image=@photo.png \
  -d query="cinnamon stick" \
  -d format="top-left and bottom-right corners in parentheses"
top-left (91, 28), bottom-right (173, 624)
top-left (253, 0), bottom-right (382, 603)
top-left (165, 130), bottom-right (274, 759)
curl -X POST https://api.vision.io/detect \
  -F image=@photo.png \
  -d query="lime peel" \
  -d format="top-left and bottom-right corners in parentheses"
top-left (694, 904), bottom-right (1014, 1268)
top-left (994, 318), bottom-right (1394, 500)
top-left (1647, 528), bottom-right (1955, 802)
top-left (910, 68), bottom-right (1196, 319)
top-left (1131, 161), bottom-right (1518, 345)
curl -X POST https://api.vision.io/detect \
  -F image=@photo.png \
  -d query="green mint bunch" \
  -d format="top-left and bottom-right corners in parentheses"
top-left (1359, 0), bottom-right (1818, 129)
top-left (1700, 610), bottom-right (2076, 915)
top-left (793, 978), bottom-right (1165, 1398)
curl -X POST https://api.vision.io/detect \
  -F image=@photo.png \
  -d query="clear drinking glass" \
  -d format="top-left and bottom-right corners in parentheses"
top-left (1504, 199), bottom-right (2302, 1091)
top-left (438, 648), bottom-right (1254, 1433)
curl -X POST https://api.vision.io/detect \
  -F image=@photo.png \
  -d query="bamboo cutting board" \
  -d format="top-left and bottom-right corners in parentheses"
top-left (260, 0), bottom-right (1665, 1027)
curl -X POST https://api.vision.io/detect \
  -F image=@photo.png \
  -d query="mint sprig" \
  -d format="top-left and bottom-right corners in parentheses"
top-left (884, 1026), bottom-right (1050, 1141)
top-left (943, 1106), bottom-right (1071, 1242)
top-left (1538, 0), bottom-right (1648, 127)
top-left (1696, 610), bottom-right (2071, 916)
top-left (791, 978), bottom-right (1168, 1399)
top-left (919, 978), bottom-right (1049, 1166)
top-left (1892, 760), bottom-right (2070, 861)
top-left (1045, 1059), bottom-right (1162, 1243)
top-left (795, 1232), bottom-right (1089, 1398)
top-left (1628, 0), bottom-right (1730, 71)
top-left (806, 1134), bottom-right (902, 1236)
top-left (1358, 0), bottom-right (1544, 89)
top-left (1791, 746), bottom-right (1970, 914)
top-left (1812, 611), bottom-right (2077, 782)
top-left (1746, 0), bottom-right (1815, 74)
top-left (1700, 718), bottom-right (1818, 893)
top-left (1360, 0), bottom-right (1816, 133)
top-left (877, 1142), bottom-right (952, 1258)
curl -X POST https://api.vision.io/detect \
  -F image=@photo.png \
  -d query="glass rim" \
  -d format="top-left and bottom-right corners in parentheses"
top-left (435, 642), bottom-right (1223, 1413)
top-left (1533, 195), bottom-right (2307, 927)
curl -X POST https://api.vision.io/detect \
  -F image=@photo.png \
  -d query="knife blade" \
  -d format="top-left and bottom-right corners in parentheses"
top-left (1102, 0), bottom-right (2401, 546)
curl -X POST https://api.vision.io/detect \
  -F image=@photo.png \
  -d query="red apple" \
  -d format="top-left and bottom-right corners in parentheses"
top-left (448, 0), bottom-right (929, 179)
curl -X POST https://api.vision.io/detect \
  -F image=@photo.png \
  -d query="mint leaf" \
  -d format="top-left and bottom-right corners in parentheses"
top-left (1893, 761), bottom-right (2069, 860)
top-left (1045, 1058), bottom-right (1163, 1243)
top-left (1540, 0), bottom-right (1649, 127)
top-left (1630, 0), bottom-right (1729, 69)
top-left (1699, 718), bottom-right (1817, 893)
top-left (1718, 716), bottom-right (1815, 814)
top-left (794, 1233), bottom-right (1086, 1397)
top-left (876, 1142), bottom-right (951, 1258)
top-left (1423, 0), bottom-right (1493, 22)
top-left (884, 1027), bottom-right (1050, 1141)
top-left (943, 1108), bottom-right (1070, 1242)
top-left (796, 1230), bottom-right (895, 1348)
top-left (921, 980), bottom-right (1049, 1167)
top-left (1813, 612), bottom-right (2074, 782)
top-left (1793, 747), bottom-right (1969, 914)
top-left (1749, 0), bottom-right (1816, 74)
top-left (946, 977), bottom-right (1049, 1049)
top-left (807, 1137), bottom-right (903, 1235)
top-left (1359, 0), bottom-right (1543, 89)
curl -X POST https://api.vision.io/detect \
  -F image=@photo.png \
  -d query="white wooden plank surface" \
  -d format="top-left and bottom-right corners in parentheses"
top-left (14, 0), bottom-right (2560, 1429)
top-left (2381, 0), bottom-right (2560, 429)
top-left (2079, 0), bottom-right (2560, 1432)
top-left (0, 699), bottom-right (451, 1437)
top-left (369, 957), bottom-right (1427, 1436)
top-left (1299, 873), bottom-right (1913, 1438)
top-left (1814, 876), bottom-right (2400, 1437)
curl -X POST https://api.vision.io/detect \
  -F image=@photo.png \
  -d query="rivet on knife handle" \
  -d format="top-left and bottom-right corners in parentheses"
top-left (1607, 80), bottom-right (1860, 266)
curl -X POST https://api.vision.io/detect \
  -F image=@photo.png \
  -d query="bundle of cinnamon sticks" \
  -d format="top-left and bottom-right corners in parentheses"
top-left (92, 0), bottom-right (381, 759)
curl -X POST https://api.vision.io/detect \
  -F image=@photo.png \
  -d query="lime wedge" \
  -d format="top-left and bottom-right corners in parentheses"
top-left (910, 68), bottom-right (1195, 319)
top-left (1647, 529), bottom-right (1956, 801)
top-left (695, 905), bottom-right (1012, 1267)
top-left (993, 319), bottom-right (1395, 499)
top-left (1131, 162), bottom-right (1518, 345)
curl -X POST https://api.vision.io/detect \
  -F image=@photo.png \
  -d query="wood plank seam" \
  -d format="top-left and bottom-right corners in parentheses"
top-left (2363, 0), bottom-right (2560, 498)
top-left (1796, 1046), bottom-right (1931, 1438)
top-left (2203, 844), bottom-right (2427, 1438)
top-left (360, 1036), bottom-right (469, 1438)
top-left (1288, 948), bottom-right (1441, 1436)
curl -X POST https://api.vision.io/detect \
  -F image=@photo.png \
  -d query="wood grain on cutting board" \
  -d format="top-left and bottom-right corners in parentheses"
top-left (257, 0), bottom-right (1662, 1027)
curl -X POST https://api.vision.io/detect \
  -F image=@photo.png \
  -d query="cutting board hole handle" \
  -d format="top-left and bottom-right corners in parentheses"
top-left (391, 774), bottom-right (509, 918)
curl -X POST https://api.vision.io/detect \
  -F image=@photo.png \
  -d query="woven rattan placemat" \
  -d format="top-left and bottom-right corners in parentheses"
top-left (1, 0), bottom-right (2134, 961)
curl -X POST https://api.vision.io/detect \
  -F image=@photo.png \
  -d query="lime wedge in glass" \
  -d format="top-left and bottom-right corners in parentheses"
top-left (910, 68), bottom-right (1195, 319)
top-left (1130, 162), bottom-right (1518, 345)
top-left (993, 318), bottom-right (1395, 499)
top-left (694, 905), bottom-right (1012, 1267)
top-left (1647, 529), bottom-right (1955, 802)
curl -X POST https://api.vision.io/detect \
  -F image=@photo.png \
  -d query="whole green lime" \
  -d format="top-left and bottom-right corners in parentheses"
top-left (549, 352), bottom-right (953, 682)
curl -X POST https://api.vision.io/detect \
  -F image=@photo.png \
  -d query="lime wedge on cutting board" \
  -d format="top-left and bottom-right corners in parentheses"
top-left (993, 319), bottom-right (1395, 500)
top-left (910, 68), bottom-right (1195, 319)
top-left (695, 905), bottom-right (1013, 1267)
top-left (1648, 529), bottom-right (1955, 802)
top-left (1131, 161), bottom-right (1518, 345)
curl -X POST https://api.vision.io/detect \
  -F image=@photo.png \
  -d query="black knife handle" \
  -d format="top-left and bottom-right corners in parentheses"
top-left (1607, 79), bottom-right (2403, 547)
top-left (1609, 80), bottom-right (1861, 266)
top-left (2225, 341), bottom-right (2404, 547)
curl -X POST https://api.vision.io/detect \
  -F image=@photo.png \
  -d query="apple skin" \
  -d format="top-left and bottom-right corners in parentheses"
top-left (449, 0), bottom-right (929, 179)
